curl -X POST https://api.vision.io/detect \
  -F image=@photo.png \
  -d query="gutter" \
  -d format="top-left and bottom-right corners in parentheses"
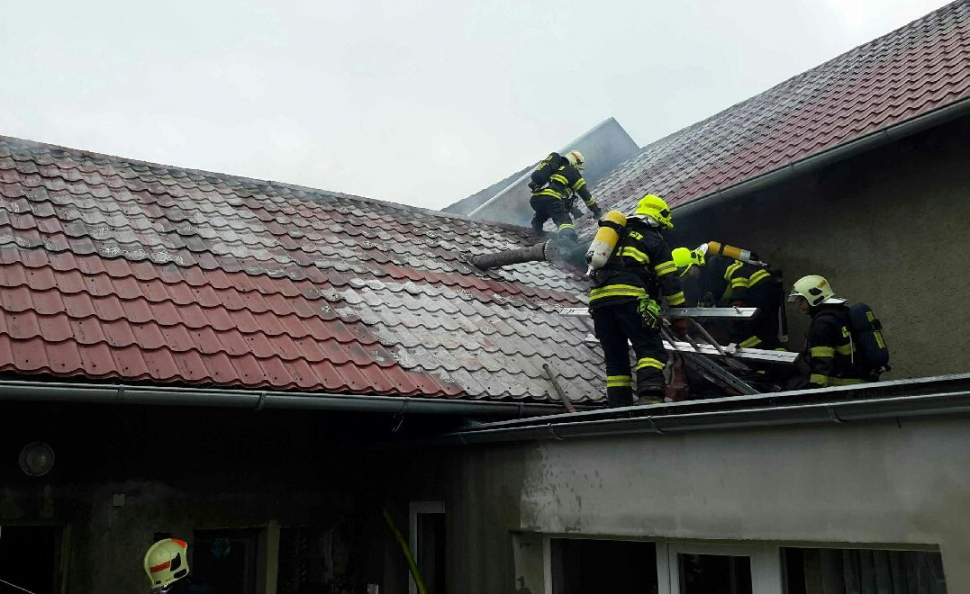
top-left (675, 96), bottom-right (970, 218)
top-left (421, 373), bottom-right (970, 446)
top-left (0, 380), bottom-right (574, 418)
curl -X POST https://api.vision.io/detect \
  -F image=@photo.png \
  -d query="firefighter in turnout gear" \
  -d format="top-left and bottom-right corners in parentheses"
top-left (672, 245), bottom-right (784, 349)
top-left (529, 150), bottom-right (602, 243)
top-left (589, 194), bottom-right (686, 406)
top-left (788, 275), bottom-right (879, 388)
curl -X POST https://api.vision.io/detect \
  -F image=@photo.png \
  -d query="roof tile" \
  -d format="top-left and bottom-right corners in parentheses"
top-left (0, 136), bottom-right (607, 404)
top-left (589, 1), bottom-right (970, 222)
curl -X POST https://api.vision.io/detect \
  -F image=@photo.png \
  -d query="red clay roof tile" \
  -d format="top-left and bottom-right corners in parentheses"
top-left (0, 128), bottom-right (606, 402)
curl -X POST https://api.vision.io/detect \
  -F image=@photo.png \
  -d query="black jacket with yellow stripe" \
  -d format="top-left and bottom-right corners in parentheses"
top-left (589, 221), bottom-right (685, 311)
top-left (530, 154), bottom-right (598, 211)
top-left (701, 255), bottom-right (775, 305)
top-left (805, 304), bottom-right (875, 388)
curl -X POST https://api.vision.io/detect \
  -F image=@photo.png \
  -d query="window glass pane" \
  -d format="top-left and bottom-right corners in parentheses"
top-left (277, 526), bottom-right (330, 594)
top-left (194, 528), bottom-right (260, 594)
top-left (678, 553), bottom-right (752, 594)
top-left (417, 513), bottom-right (446, 594)
top-left (783, 547), bottom-right (947, 594)
top-left (551, 539), bottom-right (658, 594)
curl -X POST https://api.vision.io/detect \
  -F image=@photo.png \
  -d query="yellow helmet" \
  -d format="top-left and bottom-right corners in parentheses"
top-left (565, 150), bottom-right (585, 170)
top-left (144, 538), bottom-right (190, 591)
top-left (788, 274), bottom-right (837, 306)
top-left (633, 194), bottom-right (673, 229)
top-left (672, 247), bottom-right (704, 271)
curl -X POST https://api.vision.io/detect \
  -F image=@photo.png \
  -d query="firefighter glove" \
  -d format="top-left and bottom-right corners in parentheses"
top-left (528, 181), bottom-right (541, 192)
top-left (569, 207), bottom-right (584, 219)
top-left (590, 205), bottom-right (603, 219)
top-left (638, 296), bottom-right (662, 330)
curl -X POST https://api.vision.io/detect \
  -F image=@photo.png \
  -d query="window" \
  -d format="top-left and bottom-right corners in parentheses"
top-left (0, 525), bottom-right (64, 594)
top-left (192, 528), bottom-right (261, 594)
top-left (410, 501), bottom-right (445, 594)
top-left (551, 538), bottom-right (658, 594)
top-left (679, 553), bottom-right (752, 594)
top-left (664, 543), bottom-right (779, 594)
top-left (783, 547), bottom-right (947, 593)
top-left (277, 525), bottom-right (332, 594)
top-left (545, 539), bottom-right (948, 594)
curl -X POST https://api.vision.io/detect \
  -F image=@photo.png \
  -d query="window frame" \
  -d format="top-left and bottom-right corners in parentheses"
top-left (664, 541), bottom-right (782, 594)
top-left (543, 537), bottom-right (942, 594)
top-left (408, 501), bottom-right (445, 594)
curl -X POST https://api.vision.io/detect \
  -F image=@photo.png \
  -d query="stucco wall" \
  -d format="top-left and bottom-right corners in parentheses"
top-left (669, 115), bottom-right (970, 380)
top-left (446, 413), bottom-right (970, 593)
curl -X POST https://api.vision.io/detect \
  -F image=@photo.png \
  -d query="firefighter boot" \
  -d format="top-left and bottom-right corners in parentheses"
top-left (636, 367), bottom-right (666, 404)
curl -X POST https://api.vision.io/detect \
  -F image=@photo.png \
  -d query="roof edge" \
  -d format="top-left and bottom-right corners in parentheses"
top-left (425, 372), bottom-right (970, 445)
top-left (0, 378), bottom-right (581, 417)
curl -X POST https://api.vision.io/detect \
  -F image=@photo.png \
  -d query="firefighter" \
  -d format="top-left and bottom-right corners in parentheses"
top-left (672, 245), bottom-right (783, 349)
top-left (788, 275), bottom-right (878, 388)
top-left (528, 150), bottom-right (602, 243)
top-left (144, 538), bottom-right (214, 593)
top-left (589, 194), bottom-right (686, 406)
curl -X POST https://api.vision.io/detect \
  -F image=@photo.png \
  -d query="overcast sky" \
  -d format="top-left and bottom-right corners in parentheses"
top-left (0, 0), bottom-right (952, 210)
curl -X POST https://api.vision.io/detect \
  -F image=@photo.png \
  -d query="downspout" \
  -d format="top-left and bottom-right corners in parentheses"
top-left (675, 96), bottom-right (970, 218)
top-left (0, 380), bottom-right (575, 418)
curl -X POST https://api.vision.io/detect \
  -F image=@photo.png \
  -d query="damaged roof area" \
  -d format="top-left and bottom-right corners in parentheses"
top-left (0, 136), bottom-right (604, 403)
top-left (592, 0), bottom-right (970, 216)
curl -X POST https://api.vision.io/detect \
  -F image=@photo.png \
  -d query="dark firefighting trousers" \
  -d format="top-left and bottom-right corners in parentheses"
top-left (591, 299), bottom-right (668, 407)
top-left (529, 194), bottom-right (577, 242)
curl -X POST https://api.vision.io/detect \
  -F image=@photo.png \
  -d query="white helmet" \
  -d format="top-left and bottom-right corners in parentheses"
top-left (788, 274), bottom-right (845, 306)
top-left (144, 538), bottom-right (190, 591)
top-left (565, 150), bottom-right (585, 170)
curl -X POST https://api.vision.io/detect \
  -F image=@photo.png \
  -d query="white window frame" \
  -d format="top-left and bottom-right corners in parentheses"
top-left (542, 536), bottom-right (947, 594)
top-left (663, 541), bottom-right (782, 594)
top-left (408, 501), bottom-right (445, 594)
top-left (543, 536), bottom-right (783, 594)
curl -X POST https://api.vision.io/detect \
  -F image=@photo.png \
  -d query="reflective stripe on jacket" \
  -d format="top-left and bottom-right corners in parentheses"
top-left (589, 221), bottom-right (684, 310)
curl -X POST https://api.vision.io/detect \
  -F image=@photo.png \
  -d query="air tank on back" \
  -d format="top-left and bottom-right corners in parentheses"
top-left (584, 210), bottom-right (627, 275)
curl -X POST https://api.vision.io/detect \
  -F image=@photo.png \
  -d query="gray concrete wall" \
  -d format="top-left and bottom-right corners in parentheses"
top-left (669, 114), bottom-right (970, 380)
top-left (445, 413), bottom-right (970, 592)
top-left (469, 118), bottom-right (641, 227)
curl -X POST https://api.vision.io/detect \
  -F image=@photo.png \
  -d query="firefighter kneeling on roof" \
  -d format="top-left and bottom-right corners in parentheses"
top-left (587, 194), bottom-right (687, 407)
top-left (788, 275), bottom-right (890, 389)
top-left (529, 150), bottom-right (602, 243)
